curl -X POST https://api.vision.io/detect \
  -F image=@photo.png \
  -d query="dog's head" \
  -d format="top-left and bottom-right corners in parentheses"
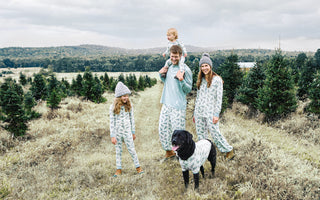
top-left (171, 130), bottom-right (194, 152)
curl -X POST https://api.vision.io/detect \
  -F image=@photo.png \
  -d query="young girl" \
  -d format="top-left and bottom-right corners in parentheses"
top-left (161, 28), bottom-right (187, 79)
top-left (109, 82), bottom-right (144, 177)
top-left (193, 53), bottom-right (235, 160)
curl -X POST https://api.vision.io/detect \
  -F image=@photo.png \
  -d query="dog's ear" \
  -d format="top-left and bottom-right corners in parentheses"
top-left (182, 130), bottom-right (193, 144)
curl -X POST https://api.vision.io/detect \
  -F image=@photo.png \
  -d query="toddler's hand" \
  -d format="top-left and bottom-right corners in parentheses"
top-left (159, 66), bottom-right (168, 74)
top-left (162, 53), bottom-right (166, 58)
top-left (111, 137), bottom-right (117, 145)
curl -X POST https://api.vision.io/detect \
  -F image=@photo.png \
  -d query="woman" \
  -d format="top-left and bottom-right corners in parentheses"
top-left (193, 53), bottom-right (235, 160)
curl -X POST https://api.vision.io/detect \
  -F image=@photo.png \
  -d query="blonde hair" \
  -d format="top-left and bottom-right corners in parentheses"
top-left (167, 28), bottom-right (178, 39)
top-left (196, 68), bottom-right (223, 89)
top-left (113, 97), bottom-right (131, 115)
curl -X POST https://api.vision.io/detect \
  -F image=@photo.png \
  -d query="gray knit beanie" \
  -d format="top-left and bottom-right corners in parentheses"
top-left (199, 53), bottom-right (212, 68)
top-left (115, 81), bottom-right (131, 97)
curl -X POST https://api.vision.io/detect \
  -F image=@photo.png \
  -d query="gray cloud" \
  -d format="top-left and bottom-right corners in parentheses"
top-left (0, 0), bottom-right (319, 51)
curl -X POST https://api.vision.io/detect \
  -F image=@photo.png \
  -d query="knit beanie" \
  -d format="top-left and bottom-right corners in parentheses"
top-left (115, 81), bottom-right (131, 97)
top-left (199, 53), bottom-right (213, 68)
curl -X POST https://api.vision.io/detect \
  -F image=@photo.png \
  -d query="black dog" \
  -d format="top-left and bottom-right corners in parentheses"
top-left (172, 130), bottom-right (216, 190)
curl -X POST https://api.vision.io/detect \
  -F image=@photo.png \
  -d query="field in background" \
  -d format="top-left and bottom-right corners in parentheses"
top-left (0, 67), bottom-right (159, 83)
top-left (0, 71), bottom-right (320, 199)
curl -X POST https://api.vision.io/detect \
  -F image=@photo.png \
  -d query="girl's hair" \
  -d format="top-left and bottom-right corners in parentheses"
top-left (113, 97), bottom-right (131, 115)
top-left (196, 68), bottom-right (223, 89)
top-left (167, 28), bottom-right (178, 39)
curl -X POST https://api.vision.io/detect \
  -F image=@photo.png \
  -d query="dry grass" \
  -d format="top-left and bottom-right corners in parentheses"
top-left (1, 74), bottom-right (320, 199)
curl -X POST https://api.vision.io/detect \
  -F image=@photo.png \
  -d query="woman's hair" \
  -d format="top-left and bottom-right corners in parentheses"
top-left (113, 97), bottom-right (131, 115)
top-left (167, 28), bottom-right (178, 39)
top-left (196, 68), bottom-right (223, 89)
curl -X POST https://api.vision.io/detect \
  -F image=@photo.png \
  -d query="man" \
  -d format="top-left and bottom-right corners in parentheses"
top-left (158, 45), bottom-right (193, 159)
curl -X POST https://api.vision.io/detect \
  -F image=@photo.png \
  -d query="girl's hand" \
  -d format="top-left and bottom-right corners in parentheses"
top-left (184, 53), bottom-right (187, 57)
top-left (213, 116), bottom-right (219, 124)
top-left (111, 137), bottom-right (117, 145)
top-left (132, 134), bottom-right (136, 140)
top-left (192, 116), bottom-right (195, 123)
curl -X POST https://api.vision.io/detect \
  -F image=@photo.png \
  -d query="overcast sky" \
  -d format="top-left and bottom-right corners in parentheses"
top-left (1, 0), bottom-right (319, 51)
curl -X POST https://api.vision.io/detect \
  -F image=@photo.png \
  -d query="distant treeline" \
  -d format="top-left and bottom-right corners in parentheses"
top-left (0, 53), bottom-right (268, 73)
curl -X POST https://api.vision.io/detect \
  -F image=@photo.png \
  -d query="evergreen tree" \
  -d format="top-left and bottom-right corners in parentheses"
top-left (71, 74), bottom-right (83, 96)
top-left (306, 72), bottom-right (320, 115)
top-left (191, 59), bottom-right (200, 90)
top-left (103, 72), bottom-right (110, 90)
top-left (297, 58), bottom-right (317, 99)
top-left (19, 72), bottom-right (27, 86)
top-left (83, 70), bottom-right (95, 101)
top-left (47, 89), bottom-right (61, 110)
top-left (30, 73), bottom-right (47, 101)
top-left (118, 73), bottom-right (125, 83)
top-left (217, 54), bottom-right (243, 106)
top-left (0, 78), bottom-right (28, 137)
top-left (46, 75), bottom-right (62, 109)
top-left (236, 62), bottom-right (265, 110)
top-left (314, 48), bottom-right (320, 70)
top-left (92, 76), bottom-right (106, 103)
top-left (138, 76), bottom-right (145, 91)
top-left (24, 91), bottom-right (40, 119)
top-left (257, 50), bottom-right (297, 121)
top-left (292, 53), bottom-right (307, 84)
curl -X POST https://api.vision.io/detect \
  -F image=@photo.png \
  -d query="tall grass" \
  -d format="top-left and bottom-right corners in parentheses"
top-left (0, 79), bottom-right (319, 199)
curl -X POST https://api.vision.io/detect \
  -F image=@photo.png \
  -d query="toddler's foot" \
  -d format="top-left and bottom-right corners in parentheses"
top-left (136, 167), bottom-right (144, 174)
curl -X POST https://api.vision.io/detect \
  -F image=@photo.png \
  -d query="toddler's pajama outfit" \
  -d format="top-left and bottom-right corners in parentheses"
top-left (110, 105), bottom-right (140, 169)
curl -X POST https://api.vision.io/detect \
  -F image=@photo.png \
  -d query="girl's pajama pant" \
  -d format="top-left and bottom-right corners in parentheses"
top-left (159, 105), bottom-right (186, 151)
top-left (195, 116), bottom-right (232, 153)
top-left (115, 128), bottom-right (140, 169)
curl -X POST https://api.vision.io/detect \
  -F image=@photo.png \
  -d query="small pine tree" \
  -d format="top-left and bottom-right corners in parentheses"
top-left (47, 89), bottom-right (61, 110)
top-left (217, 54), bottom-right (243, 106)
top-left (24, 91), bottom-right (41, 119)
top-left (138, 76), bottom-right (145, 91)
top-left (257, 50), bottom-right (297, 121)
top-left (0, 78), bottom-right (28, 137)
top-left (297, 58), bottom-right (317, 99)
top-left (83, 71), bottom-right (95, 101)
top-left (19, 72), bottom-right (27, 86)
top-left (30, 73), bottom-right (47, 101)
top-left (71, 74), bottom-right (83, 96)
top-left (236, 62), bottom-right (265, 110)
top-left (306, 72), bottom-right (320, 114)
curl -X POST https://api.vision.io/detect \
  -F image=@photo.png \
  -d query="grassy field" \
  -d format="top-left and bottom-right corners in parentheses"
top-left (0, 71), bottom-right (320, 199)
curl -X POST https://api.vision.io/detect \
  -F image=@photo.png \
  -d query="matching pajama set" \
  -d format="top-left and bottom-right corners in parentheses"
top-left (109, 105), bottom-right (140, 169)
top-left (194, 76), bottom-right (233, 153)
top-left (163, 39), bottom-right (187, 72)
top-left (159, 63), bottom-right (193, 151)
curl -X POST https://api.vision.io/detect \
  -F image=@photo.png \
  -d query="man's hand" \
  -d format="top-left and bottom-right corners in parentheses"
top-left (176, 70), bottom-right (185, 81)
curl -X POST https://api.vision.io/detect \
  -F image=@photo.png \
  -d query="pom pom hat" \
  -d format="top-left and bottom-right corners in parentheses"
top-left (115, 82), bottom-right (131, 97)
top-left (199, 53), bottom-right (213, 68)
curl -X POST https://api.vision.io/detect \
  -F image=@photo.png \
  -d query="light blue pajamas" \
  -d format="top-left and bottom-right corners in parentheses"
top-left (163, 39), bottom-right (187, 72)
top-left (109, 105), bottom-right (140, 169)
top-left (194, 76), bottom-right (233, 153)
top-left (159, 63), bottom-right (193, 151)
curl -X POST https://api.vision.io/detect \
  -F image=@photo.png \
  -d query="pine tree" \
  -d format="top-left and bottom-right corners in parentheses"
top-left (138, 76), bottom-right (145, 91)
top-left (217, 54), bottom-right (243, 106)
top-left (257, 50), bottom-right (297, 121)
top-left (314, 49), bottom-right (320, 71)
top-left (306, 72), bottom-right (320, 114)
top-left (19, 72), bottom-right (27, 86)
top-left (71, 74), bottom-right (83, 96)
top-left (0, 78), bottom-right (28, 137)
top-left (92, 76), bottom-right (106, 103)
top-left (297, 58), bottom-right (316, 99)
top-left (24, 91), bottom-right (40, 119)
top-left (30, 73), bottom-right (47, 101)
top-left (292, 53), bottom-right (307, 84)
top-left (46, 75), bottom-right (62, 109)
top-left (103, 72), bottom-right (110, 90)
top-left (83, 70), bottom-right (95, 101)
top-left (236, 62), bottom-right (265, 110)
